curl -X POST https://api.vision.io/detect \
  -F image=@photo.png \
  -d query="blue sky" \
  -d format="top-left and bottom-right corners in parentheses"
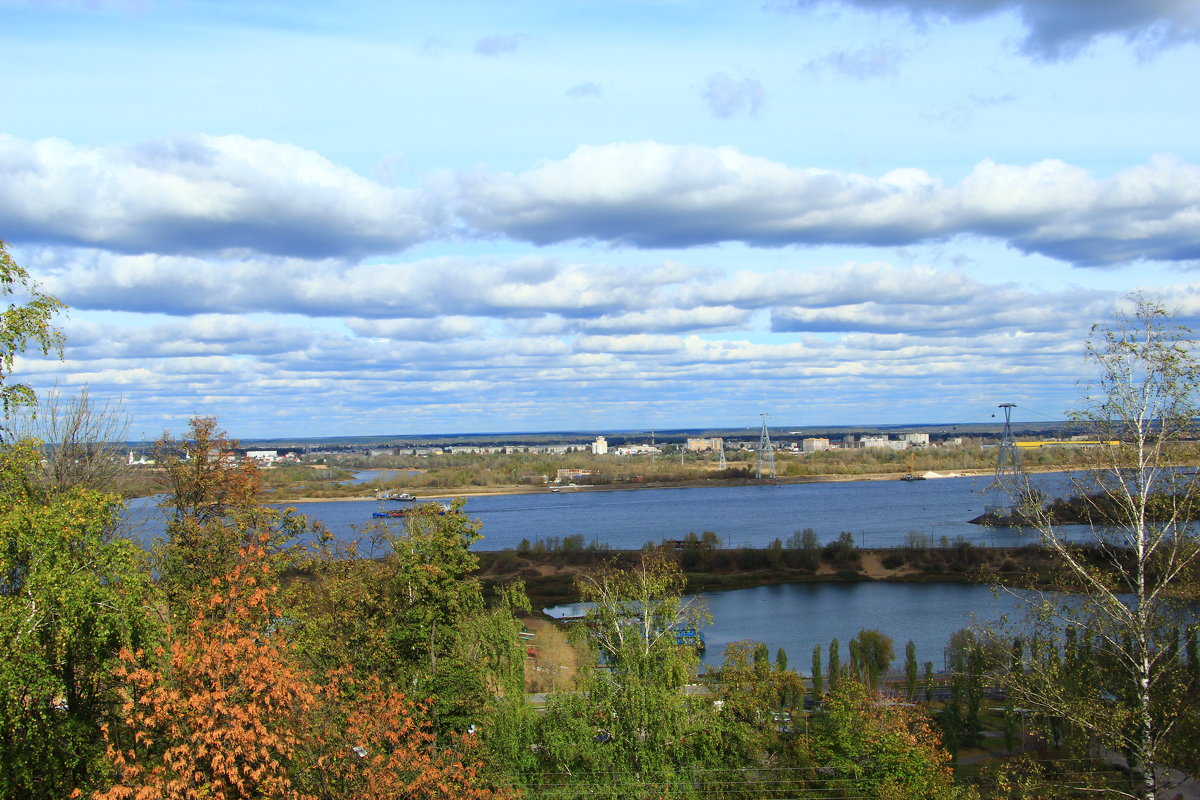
top-left (4, 0), bottom-right (1200, 437)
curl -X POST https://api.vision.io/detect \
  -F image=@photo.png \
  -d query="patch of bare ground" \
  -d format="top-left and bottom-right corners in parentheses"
top-left (858, 551), bottom-right (917, 579)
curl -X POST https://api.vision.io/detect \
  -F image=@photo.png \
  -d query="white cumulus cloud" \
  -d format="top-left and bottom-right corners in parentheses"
top-left (453, 143), bottom-right (1200, 266)
top-left (0, 134), bottom-right (436, 258)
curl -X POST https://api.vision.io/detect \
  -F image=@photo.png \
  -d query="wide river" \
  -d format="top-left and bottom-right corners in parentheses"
top-left (125, 472), bottom-right (1078, 672)
top-left (126, 471), bottom-right (1078, 552)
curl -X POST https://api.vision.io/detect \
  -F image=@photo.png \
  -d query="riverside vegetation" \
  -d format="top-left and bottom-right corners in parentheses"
top-left (2, 243), bottom-right (1199, 798)
top-left (473, 530), bottom-right (1083, 607)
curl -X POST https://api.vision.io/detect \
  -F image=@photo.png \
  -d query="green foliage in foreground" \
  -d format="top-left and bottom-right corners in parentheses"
top-left (0, 442), bottom-right (157, 799)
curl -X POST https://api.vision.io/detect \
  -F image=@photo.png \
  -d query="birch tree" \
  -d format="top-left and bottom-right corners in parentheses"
top-left (533, 549), bottom-right (719, 796)
top-left (1004, 296), bottom-right (1200, 799)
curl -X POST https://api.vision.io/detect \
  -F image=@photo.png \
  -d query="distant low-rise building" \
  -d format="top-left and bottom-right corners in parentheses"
top-left (686, 437), bottom-right (723, 452)
top-left (614, 444), bottom-right (662, 456)
top-left (801, 437), bottom-right (831, 453)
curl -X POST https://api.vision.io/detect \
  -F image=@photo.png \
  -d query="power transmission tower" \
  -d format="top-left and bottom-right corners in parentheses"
top-left (755, 413), bottom-right (775, 480)
top-left (985, 402), bottom-right (1023, 520)
top-left (718, 447), bottom-right (727, 470)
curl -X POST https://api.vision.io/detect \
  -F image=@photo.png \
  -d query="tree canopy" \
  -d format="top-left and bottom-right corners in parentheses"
top-left (0, 240), bottom-right (64, 423)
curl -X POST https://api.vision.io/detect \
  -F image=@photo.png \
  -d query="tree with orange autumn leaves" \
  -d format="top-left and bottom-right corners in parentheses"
top-left (93, 542), bottom-right (511, 800)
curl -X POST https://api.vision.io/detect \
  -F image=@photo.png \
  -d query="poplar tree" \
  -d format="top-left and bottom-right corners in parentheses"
top-left (828, 638), bottom-right (841, 690)
top-left (811, 644), bottom-right (824, 697)
top-left (906, 640), bottom-right (919, 701)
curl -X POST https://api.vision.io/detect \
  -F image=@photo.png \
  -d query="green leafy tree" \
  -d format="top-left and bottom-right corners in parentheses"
top-left (467, 583), bottom-right (541, 787)
top-left (0, 264), bottom-right (157, 800)
top-left (1000, 297), bottom-right (1200, 799)
top-left (809, 680), bottom-right (966, 800)
top-left (286, 501), bottom-right (495, 730)
top-left (0, 240), bottom-right (65, 424)
top-left (706, 639), bottom-right (812, 796)
top-left (712, 640), bottom-right (791, 769)
top-left (852, 628), bottom-right (895, 690)
top-left (823, 531), bottom-right (858, 567)
top-left (0, 441), bottom-right (156, 799)
top-left (532, 549), bottom-right (718, 796)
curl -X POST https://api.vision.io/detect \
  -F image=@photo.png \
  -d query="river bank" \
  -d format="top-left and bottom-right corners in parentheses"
top-left (474, 542), bottom-right (1061, 608)
top-left (278, 467), bottom-right (1006, 503)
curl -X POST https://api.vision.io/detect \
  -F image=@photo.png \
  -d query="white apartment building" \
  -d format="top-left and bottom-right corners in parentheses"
top-left (859, 435), bottom-right (907, 451)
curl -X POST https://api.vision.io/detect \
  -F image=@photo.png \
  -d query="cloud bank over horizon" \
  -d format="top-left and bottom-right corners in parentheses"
top-left (6, 135), bottom-right (1199, 269)
top-left (5, 0), bottom-right (1199, 436)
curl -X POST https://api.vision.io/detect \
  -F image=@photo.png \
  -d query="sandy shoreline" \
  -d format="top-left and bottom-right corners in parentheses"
top-left (275, 467), bottom-right (1001, 504)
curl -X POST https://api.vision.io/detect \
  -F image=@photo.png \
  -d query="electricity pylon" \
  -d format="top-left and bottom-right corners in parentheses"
top-left (754, 413), bottom-right (775, 480)
top-left (985, 403), bottom-right (1024, 521)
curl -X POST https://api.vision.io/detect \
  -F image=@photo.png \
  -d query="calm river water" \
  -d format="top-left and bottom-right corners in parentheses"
top-left (128, 471), bottom-right (1077, 551)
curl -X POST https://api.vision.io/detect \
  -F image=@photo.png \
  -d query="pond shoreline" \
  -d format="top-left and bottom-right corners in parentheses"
top-left (473, 543), bottom-right (1061, 609)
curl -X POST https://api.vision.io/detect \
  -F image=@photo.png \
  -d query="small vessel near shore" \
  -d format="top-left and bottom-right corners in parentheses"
top-left (375, 490), bottom-right (416, 501)
top-left (899, 452), bottom-right (925, 481)
top-left (372, 502), bottom-right (452, 518)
